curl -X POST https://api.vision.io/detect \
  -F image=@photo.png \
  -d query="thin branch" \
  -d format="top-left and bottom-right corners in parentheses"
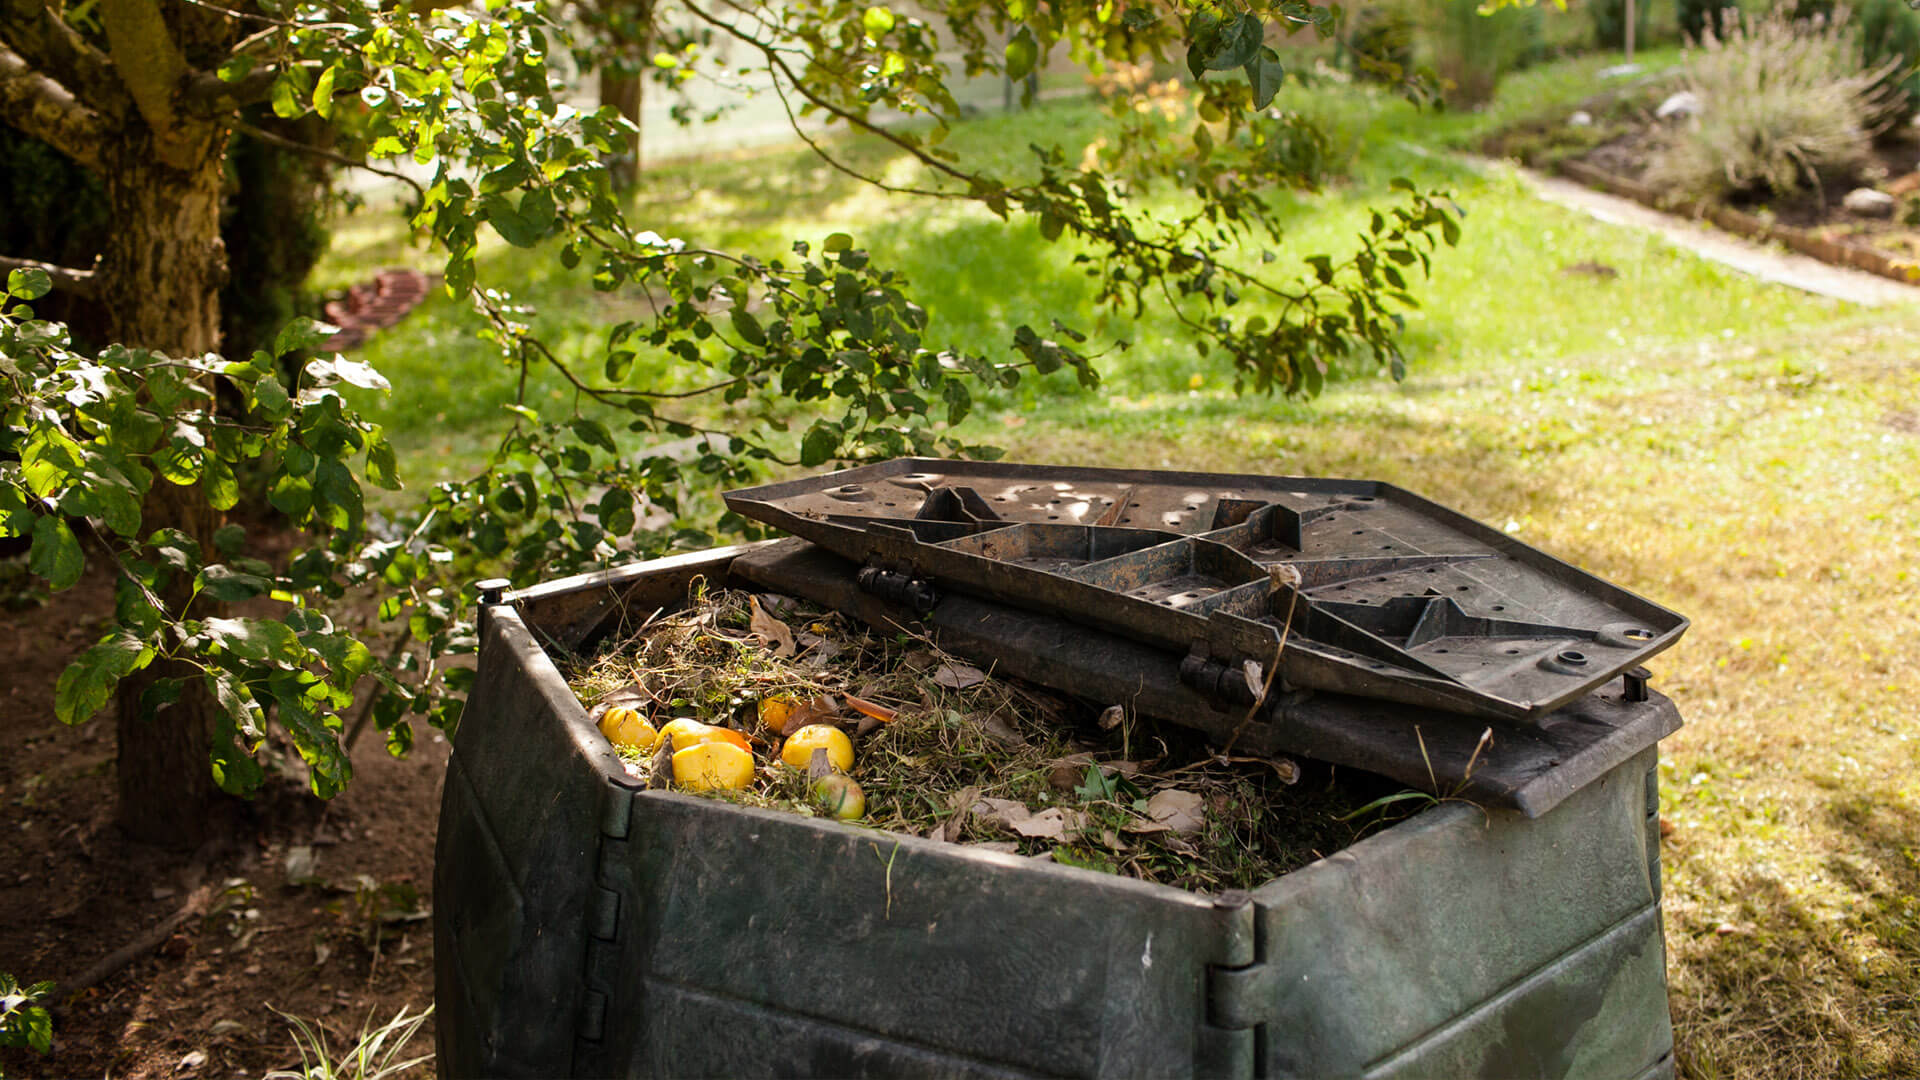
top-left (231, 119), bottom-right (427, 200)
top-left (179, 58), bottom-right (322, 115)
top-left (0, 0), bottom-right (124, 111)
top-left (0, 253), bottom-right (99, 297)
top-left (0, 41), bottom-right (106, 170)
top-left (171, 0), bottom-right (351, 29)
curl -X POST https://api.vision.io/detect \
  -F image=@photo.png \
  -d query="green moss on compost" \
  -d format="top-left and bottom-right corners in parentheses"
top-left (564, 582), bottom-right (1406, 894)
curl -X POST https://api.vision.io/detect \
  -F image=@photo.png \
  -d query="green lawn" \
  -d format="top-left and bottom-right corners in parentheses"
top-left (316, 52), bottom-right (1920, 1076)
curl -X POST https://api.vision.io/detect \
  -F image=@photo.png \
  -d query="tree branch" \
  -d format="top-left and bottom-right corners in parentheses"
top-left (0, 254), bottom-right (99, 297)
top-left (179, 59), bottom-right (321, 115)
top-left (231, 119), bottom-right (426, 200)
top-left (100, 0), bottom-right (192, 164)
top-left (0, 41), bottom-right (107, 169)
top-left (0, 0), bottom-right (124, 112)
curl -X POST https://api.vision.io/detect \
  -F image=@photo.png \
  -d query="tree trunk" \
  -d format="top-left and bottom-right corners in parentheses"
top-left (596, 0), bottom-right (652, 190)
top-left (600, 66), bottom-right (643, 189)
top-left (100, 129), bottom-right (231, 849)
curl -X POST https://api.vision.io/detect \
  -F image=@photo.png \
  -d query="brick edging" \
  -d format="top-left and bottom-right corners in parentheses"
top-left (1555, 158), bottom-right (1920, 286)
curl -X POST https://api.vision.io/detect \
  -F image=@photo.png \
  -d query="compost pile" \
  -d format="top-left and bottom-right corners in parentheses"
top-left (567, 583), bottom-right (1391, 892)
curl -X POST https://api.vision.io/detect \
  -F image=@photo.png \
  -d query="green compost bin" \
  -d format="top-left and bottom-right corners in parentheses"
top-left (434, 544), bottom-right (1679, 1079)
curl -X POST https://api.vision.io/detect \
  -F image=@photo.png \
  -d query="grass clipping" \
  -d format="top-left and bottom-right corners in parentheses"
top-left (568, 582), bottom-right (1385, 892)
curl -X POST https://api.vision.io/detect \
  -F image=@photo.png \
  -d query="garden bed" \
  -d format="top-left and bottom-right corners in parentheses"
top-left (1483, 79), bottom-right (1920, 285)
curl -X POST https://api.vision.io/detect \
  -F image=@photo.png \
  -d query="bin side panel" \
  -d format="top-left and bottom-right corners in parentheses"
top-left (434, 607), bottom-right (627, 1077)
top-left (633, 978), bottom-right (1055, 1079)
top-left (601, 792), bottom-right (1236, 1079)
top-left (1255, 747), bottom-right (1665, 1078)
top-left (1362, 904), bottom-right (1673, 1079)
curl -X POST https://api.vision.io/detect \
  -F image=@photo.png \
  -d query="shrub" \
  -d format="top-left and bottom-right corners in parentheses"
top-left (1415, 0), bottom-right (1546, 107)
top-left (1343, 5), bottom-right (1417, 83)
top-left (1792, 0), bottom-right (1920, 118)
top-left (1644, 9), bottom-right (1902, 203)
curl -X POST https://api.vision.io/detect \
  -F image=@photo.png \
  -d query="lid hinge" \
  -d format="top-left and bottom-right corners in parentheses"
top-left (1207, 958), bottom-right (1280, 1032)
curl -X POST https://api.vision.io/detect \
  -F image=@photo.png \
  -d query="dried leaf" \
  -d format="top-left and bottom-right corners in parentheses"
top-left (646, 735), bottom-right (674, 790)
top-left (782, 694), bottom-right (840, 736)
top-left (971, 797), bottom-right (1034, 832)
top-left (1098, 829), bottom-right (1133, 852)
top-left (972, 711), bottom-right (1028, 749)
top-left (1241, 659), bottom-right (1263, 698)
top-left (1011, 807), bottom-right (1087, 842)
top-left (932, 662), bottom-right (987, 690)
top-left (966, 841), bottom-right (1021, 854)
top-left (1097, 704), bottom-right (1125, 730)
top-left (806, 746), bottom-right (833, 781)
top-left (1047, 752), bottom-right (1097, 791)
top-left (941, 785), bottom-right (982, 842)
top-left (1145, 789), bottom-right (1207, 834)
top-left (748, 594), bottom-right (797, 657)
top-left (845, 694), bottom-right (897, 724)
top-left (901, 649), bottom-right (938, 672)
top-left (801, 634), bottom-right (844, 671)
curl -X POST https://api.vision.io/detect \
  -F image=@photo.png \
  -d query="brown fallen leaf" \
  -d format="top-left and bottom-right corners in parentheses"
top-left (1047, 752), bottom-right (1097, 791)
top-left (971, 711), bottom-right (1028, 749)
top-left (932, 662), bottom-right (988, 690)
top-left (901, 649), bottom-right (939, 672)
top-left (971, 797), bottom-right (1032, 828)
top-left (1010, 807), bottom-right (1088, 842)
top-left (1145, 789), bottom-right (1206, 834)
top-left (748, 595), bottom-right (796, 657)
top-left (966, 841), bottom-right (1021, 855)
top-left (782, 694), bottom-right (840, 737)
top-left (844, 694), bottom-right (897, 724)
top-left (940, 785), bottom-right (982, 842)
top-left (1097, 704), bottom-right (1126, 730)
top-left (1098, 829), bottom-right (1133, 852)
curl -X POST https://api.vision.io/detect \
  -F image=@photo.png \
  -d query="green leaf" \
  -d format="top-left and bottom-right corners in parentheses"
top-left (7, 267), bottom-right (51, 300)
top-left (29, 514), bottom-right (82, 591)
top-left (799, 423), bottom-right (839, 467)
top-left (1005, 27), bottom-right (1039, 81)
top-left (569, 417), bottom-right (618, 453)
top-left (274, 317), bottom-right (338, 357)
top-left (252, 373), bottom-right (291, 418)
top-left (203, 453), bottom-right (239, 511)
top-left (862, 5), bottom-right (896, 36)
top-left (823, 232), bottom-right (854, 253)
top-left (312, 65), bottom-right (338, 120)
top-left (196, 564), bottom-right (274, 602)
top-left (270, 74), bottom-right (301, 119)
top-left (203, 616), bottom-right (306, 664)
top-left (1245, 47), bottom-right (1286, 109)
top-left (55, 630), bottom-right (154, 725)
top-left (1205, 12), bottom-right (1265, 71)
top-left (366, 439), bottom-right (401, 491)
top-left (730, 305), bottom-right (766, 347)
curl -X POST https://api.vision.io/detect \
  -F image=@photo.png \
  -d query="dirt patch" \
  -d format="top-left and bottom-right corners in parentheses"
top-left (0, 561), bottom-right (447, 1079)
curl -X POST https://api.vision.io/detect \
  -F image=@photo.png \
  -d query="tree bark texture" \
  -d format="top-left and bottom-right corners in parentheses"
top-left (101, 138), bottom-right (232, 849)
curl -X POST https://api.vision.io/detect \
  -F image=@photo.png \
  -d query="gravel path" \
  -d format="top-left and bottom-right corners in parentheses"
top-left (1515, 166), bottom-right (1920, 307)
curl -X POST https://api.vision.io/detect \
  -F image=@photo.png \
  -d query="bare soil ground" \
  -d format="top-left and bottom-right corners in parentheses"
top-left (0, 565), bottom-right (446, 1079)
